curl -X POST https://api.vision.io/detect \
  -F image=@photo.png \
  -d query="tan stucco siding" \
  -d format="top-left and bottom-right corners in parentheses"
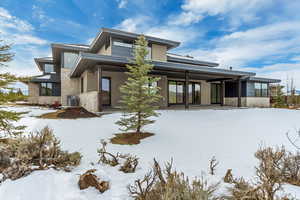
top-left (102, 71), bottom-right (127, 107)
top-left (61, 68), bottom-right (80, 106)
top-left (97, 43), bottom-right (111, 55)
top-left (28, 82), bottom-right (39, 97)
top-left (158, 76), bottom-right (168, 108)
top-left (79, 91), bottom-right (99, 112)
top-left (80, 70), bottom-right (97, 93)
top-left (151, 44), bottom-right (167, 62)
top-left (200, 80), bottom-right (211, 105)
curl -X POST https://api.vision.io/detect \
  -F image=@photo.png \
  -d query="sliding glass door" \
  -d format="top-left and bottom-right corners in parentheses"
top-left (168, 81), bottom-right (201, 105)
top-left (211, 83), bottom-right (221, 104)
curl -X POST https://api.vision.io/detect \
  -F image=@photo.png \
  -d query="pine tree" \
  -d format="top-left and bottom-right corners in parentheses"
top-left (274, 85), bottom-right (285, 108)
top-left (116, 35), bottom-right (161, 134)
top-left (0, 38), bottom-right (26, 138)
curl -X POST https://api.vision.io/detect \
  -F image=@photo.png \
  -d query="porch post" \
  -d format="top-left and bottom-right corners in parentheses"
top-left (185, 71), bottom-right (189, 109)
top-left (237, 78), bottom-right (242, 107)
top-left (220, 81), bottom-right (225, 106)
top-left (97, 66), bottom-right (102, 112)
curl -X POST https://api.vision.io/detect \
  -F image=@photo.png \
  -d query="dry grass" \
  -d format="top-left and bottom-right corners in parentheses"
top-left (110, 132), bottom-right (154, 145)
top-left (39, 107), bottom-right (98, 119)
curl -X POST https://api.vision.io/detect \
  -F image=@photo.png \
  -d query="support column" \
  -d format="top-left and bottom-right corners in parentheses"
top-left (185, 71), bottom-right (189, 109)
top-left (237, 78), bottom-right (242, 107)
top-left (220, 81), bottom-right (225, 106)
top-left (97, 66), bottom-right (102, 112)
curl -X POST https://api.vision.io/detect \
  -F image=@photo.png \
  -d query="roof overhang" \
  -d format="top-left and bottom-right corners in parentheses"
top-left (167, 54), bottom-right (219, 67)
top-left (90, 28), bottom-right (181, 53)
top-left (245, 77), bottom-right (281, 83)
top-left (34, 57), bottom-right (53, 71)
top-left (70, 53), bottom-right (255, 79)
top-left (51, 43), bottom-right (90, 65)
top-left (30, 73), bottom-right (60, 83)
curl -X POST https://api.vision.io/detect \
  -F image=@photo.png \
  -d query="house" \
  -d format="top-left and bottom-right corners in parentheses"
top-left (28, 28), bottom-right (281, 112)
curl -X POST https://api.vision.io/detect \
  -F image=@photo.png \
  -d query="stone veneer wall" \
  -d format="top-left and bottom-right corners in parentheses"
top-left (79, 91), bottom-right (99, 112)
top-left (224, 97), bottom-right (270, 107)
top-left (61, 68), bottom-right (80, 106)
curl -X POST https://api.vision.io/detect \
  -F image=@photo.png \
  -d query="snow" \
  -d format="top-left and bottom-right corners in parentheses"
top-left (1, 106), bottom-right (300, 199)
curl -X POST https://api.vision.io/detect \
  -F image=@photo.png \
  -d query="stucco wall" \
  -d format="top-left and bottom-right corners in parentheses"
top-left (28, 82), bottom-right (39, 97)
top-left (81, 70), bottom-right (97, 93)
top-left (97, 43), bottom-right (111, 55)
top-left (158, 76), bottom-right (168, 108)
top-left (200, 80), bottom-right (211, 105)
top-left (61, 68), bottom-right (80, 106)
top-left (152, 44), bottom-right (167, 62)
top-left (79, 91), bottom-right (99, 112)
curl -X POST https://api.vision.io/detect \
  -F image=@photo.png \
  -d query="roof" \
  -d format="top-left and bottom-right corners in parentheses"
top-left (70, 52), bottom-right (255, 78)
top-left (246, 77), bottom-right (281, 83)
top-left (90, 28), bottom-right (181, 53)
top-left (34, 57), bottom-right (53, 71)
top-left (167, 53), bottom-right (219, 67)
top-left (30, 73), bottom-right (60, 83)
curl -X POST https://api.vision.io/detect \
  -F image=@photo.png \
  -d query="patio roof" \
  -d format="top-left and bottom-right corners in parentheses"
top-left (70, 52), bottom-right (256, 78)
top-left (30, 73), bottom-right (60, 83)
top-left (246, 76), bottom-right (281, 83)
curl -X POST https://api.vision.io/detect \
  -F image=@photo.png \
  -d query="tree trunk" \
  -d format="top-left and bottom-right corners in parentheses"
top-left (137, 111), bottom-right (141, 134)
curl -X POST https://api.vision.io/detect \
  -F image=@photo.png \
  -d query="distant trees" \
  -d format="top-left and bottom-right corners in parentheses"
top-left (116, 35), bottom-right (161, 134)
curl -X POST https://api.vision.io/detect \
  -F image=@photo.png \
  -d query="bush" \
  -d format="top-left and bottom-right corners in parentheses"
top-left (97, 139), bottom-right (139, 173)
top-left (128, 159), bottom-right (219, 200)
top-left (0, 126), bottom-right (81, 182)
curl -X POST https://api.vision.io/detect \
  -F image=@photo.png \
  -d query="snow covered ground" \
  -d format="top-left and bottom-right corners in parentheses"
top-left (1, 106), bottom-right (300, 199)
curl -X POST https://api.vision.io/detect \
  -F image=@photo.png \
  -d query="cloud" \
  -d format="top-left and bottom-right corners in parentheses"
top-left (116, 0), bottom-right (127, 9)
top-left (171, 0), bottom-right (272, 26)
top-left (0, 7), bottom-right (49, 78)
top-left (115, 16), bottom-right (200, 45)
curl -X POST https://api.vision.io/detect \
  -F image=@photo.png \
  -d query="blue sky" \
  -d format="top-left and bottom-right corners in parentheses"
top-left (1, 0), bottom-right (300, 88)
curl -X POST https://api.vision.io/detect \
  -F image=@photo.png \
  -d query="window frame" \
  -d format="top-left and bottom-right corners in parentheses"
top-left (62, 52), bottom-right (79, 69)
top-left (253, 82), bottom-right (269, 97)
top-left (101, 77), bottom-right (111, 106)
top-left (39, 82), bottom-right (53, 96)
top-left (44, 63), bottom-right (55, 73)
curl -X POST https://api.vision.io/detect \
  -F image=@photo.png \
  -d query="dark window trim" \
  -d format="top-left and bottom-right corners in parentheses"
top-left (251, 82), bottom-right (269, 97)
top-left (80, 77), bottom-right (84, 93)
top-left (39, 82), bottom-right (53, 96)
top-left (101, 77), bottom-right (111, 106)
top-left (211, 83), bottom-right (221, 104)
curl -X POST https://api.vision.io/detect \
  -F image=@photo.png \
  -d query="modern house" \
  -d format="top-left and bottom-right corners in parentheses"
top-left (28, 28), bottom-right (280, 112)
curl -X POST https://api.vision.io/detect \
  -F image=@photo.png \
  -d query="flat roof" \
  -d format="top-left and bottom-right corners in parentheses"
top-left (90, 28), bottom-right (181, 53)
top-left (70, 53), bottom-right (255, 78)
top-left (167, 53), bottom-right (219, 67)
top-left (247, 76), bottom-right (281, 83)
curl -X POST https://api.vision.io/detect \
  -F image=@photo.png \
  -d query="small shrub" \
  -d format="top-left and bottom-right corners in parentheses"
top-left (128, 158), bottom-right (219, 200)
top-left (97, 139), bottom-right (139, 173)
top-left (119, 154), bottom-right (139, 173)
top-left (0, 126), bottom-right (81, 182)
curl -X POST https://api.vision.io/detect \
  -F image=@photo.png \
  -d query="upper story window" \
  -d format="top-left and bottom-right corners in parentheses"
top-left (113, 40), bottom-right (133, 48)
top-left (44, 64), bottom-right (54, 73)
top-left (254, 82), bottom-right (268, 97)
top-left (63, 52), bottom-right (78, 69)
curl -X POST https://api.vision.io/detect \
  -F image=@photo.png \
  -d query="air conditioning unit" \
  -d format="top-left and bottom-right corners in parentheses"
top-left (67, 95), bottom-right (80, 106)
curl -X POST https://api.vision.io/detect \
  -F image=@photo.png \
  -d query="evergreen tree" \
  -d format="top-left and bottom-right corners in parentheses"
top-left (274, 85), bottom-right (285, 107)
top-left (0, 38), bottom-right (26, 137)
top-left (116, 35), bottom-right (161, 134)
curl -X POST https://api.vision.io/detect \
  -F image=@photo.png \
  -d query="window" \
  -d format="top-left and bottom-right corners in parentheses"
top-left (189, 82), bottom-right (201, 104)
top-left (254, 82), bottom-right (268, 97)
top-left (113, 40), bottom-right (133, 48)
top-left (81, 77), bottom-right (84, 93)
top-left (63, 52), bottom-right (78, 68)
top-left (168, 81), bottom-right (184, 104)
top-left (44, 64), bottom-right (54, 73)
top-left (40, 83), bottom-right (53, 96)
top-left (101, 77), bottom-right (111, 106)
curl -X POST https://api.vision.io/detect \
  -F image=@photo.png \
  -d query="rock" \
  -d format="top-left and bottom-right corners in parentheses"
top-left (224, 169), bottom-right (234, 183)
top-left (0, 151), bottom-right (11, 169)
top-left (78, 169), bottom-right (109, 193)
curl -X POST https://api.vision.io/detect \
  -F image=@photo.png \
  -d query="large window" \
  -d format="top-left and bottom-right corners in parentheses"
top-left (63, 52), bottom-right (78, 68)
top-left (254, 82), bottom-right (268, 97)
top-left (168, 81), bottom-right (184, 104)
top-left (44, 64), bottom-right (54, 73)
top-left (40, 83), bottom-right (53, 96)
top-left (188, 82), bottom-right (201, 104)
top-left (101, 77), bottom-right (111, 106)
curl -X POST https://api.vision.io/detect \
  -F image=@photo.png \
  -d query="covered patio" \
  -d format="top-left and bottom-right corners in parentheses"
top-left (71, 52), bottom-right (256, 112)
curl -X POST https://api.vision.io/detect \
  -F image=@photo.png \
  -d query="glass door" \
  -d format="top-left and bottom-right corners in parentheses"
top-left (101, 77), bottom-right (111, 106)
top-left (168, 80), bottom-right (185, 105)
top-left (211, 83), bottom-right (221, 104)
